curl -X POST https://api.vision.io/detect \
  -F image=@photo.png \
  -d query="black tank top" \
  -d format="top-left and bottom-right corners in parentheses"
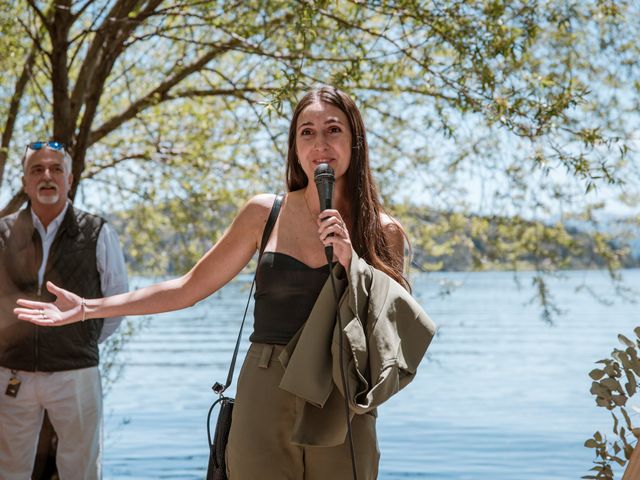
top-left (250, 251), bottom-right (331, 345)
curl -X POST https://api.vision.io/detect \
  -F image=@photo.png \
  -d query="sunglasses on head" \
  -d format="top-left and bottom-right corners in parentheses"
top-left (26, 141), bottom-right (67, 152)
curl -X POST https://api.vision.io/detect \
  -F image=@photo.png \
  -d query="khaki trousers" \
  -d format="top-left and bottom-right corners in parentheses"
top-left (227, 343), bottom-right (379, 480)
top-left (0, 366), bottom-right (102, 480)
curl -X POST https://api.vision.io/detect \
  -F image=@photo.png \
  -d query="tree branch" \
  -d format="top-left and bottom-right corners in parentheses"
top-left (166, 86), bottom-right (280, 100)
top-left (15, 14), bottom-right (50, 60)
top-left (71, 0), bottom-right (99, 20)
top-left (25, 0), bottom-right (50, 32)
top-left (205, 68), bottom-right (287, 160)
top-left (87, 42), bottom-right (242, 146)
top-left (308, 2), bottom-right (487, 111)
top-left (83, 153), bottom-right (151, 179)
top-left (68, 0), bottom-right (113, 69)
top-left (86, 7), bottom-right (297, 146)
top-left (140, 30), bottom-right (403, 64)
top-left (70, 0), bottom-right (165, 199)
top-left (0, 42), bottom-right (40, 187)
top-left (0, 190), bottom-right (28, 218)
top-left (50, 0), bottom-right (74, 142)
top-left (69, 0), bottom-right (142, 129)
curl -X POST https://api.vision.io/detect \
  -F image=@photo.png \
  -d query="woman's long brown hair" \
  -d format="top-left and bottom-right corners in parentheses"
top-left (285, 86), bottom-right (410, 290)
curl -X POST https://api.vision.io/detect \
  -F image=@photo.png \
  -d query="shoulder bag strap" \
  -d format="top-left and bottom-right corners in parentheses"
top-left (213, 193), bottom-right (284, 395)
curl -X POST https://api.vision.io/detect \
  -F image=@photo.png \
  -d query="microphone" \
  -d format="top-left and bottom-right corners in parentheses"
top-left (314, 163), bottom-right (335, 263)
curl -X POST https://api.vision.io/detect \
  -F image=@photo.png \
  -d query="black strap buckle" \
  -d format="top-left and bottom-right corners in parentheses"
top-left (212, 382), bottom-right (226, 395)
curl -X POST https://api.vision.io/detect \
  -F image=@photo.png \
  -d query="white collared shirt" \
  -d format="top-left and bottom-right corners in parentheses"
top-left (31, 202), bottom-right (129, 343)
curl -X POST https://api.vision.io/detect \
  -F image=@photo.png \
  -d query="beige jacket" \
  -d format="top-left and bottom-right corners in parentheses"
top-left (278, 250), bottom-right (436, 446)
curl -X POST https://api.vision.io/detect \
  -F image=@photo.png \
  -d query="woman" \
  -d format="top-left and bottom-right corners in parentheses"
top-left (15, 86), bottom-right (435, 479)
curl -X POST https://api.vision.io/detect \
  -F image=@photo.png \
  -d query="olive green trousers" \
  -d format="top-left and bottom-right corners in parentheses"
top-left (226, 343), bottom-right (380, 479)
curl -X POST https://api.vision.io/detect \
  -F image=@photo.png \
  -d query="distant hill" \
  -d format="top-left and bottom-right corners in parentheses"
top-left (405, 209), bottom-right (640, 272)
top-left (109, 205), bottom-right (640, 274)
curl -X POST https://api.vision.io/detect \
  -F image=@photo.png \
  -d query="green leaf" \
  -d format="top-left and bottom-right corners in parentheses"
top-left (619, 334), bottom-right (635, 348)
top-left (604, 363), bottom-right (619, 377)
top-left (609, 455), bottom-right (625, 467)
top-left (601, 378), bottom-right (623, 392)
top-left (585, 439), bottom-right (598, 448)
top-left (591, 382), bottom-right (610, 397)
top-left (612, 395), bottom-right (627, 406)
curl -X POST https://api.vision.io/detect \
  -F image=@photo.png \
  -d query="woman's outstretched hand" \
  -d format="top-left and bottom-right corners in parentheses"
top-left (318, 209), bottom-right (352, 269)
top-left (14, 281), bottom-right (84, 326)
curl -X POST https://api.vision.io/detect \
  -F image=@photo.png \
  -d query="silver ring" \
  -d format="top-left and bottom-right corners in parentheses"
top-left (41, 313), bottom-right (46, 320)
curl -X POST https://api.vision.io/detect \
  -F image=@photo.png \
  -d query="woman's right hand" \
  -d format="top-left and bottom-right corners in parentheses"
top-left (14, 281), bottom-right (84, 326)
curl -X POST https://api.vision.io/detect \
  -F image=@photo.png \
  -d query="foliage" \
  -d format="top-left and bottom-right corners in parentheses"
top-left (584, 329), bottom-right (640, 479)
top-left (0, 0), bottom-right (638, 305)
top-left (393, 202), bottom-right (637, 322)
top-left (100, 316), bottom-right (150, 396)
top-left (396, 205), bottom-right (635, 272)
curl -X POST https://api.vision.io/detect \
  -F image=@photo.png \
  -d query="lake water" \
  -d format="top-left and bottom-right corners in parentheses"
top-left (102, 269), bottom-right (640, 479)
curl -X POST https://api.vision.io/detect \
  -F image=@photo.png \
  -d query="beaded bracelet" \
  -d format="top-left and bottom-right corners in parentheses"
top-left (81, 298), bottom-right (86, 322)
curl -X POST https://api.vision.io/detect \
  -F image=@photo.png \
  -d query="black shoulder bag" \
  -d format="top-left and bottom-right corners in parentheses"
top-left (206, 194), bottom-right (283, 480)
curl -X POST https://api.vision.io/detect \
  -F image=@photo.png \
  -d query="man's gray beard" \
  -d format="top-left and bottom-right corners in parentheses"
top-left (36, 191), bottom-right (59, 205)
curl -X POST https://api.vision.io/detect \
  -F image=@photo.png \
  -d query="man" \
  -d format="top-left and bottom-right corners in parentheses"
top-left (0, 141), bottom-right (128, 479)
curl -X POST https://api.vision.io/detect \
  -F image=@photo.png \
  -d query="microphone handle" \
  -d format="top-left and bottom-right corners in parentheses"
top-left (320, 183), bottom-right (332, 211)
top-left (324, 245), bottom-right (333, 265)
top-left (319, 180), bottom-right (334, 263)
